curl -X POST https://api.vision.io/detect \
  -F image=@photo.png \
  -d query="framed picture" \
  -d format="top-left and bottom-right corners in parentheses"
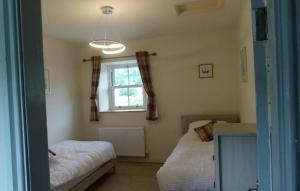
top-left (199, 64), bottom-right (213, 78)
top-left (44, 69), bottom-right (50, 95)
top-left (240, 47), bottom-right (248, 83)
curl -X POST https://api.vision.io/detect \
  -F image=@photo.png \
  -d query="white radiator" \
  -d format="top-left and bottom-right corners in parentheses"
top-left (98, 127), bottom-right (146, 157)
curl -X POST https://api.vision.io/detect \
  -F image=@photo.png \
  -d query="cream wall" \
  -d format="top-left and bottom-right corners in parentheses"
top-left (236, 0), bottom-right (257, 123)
top-left (79, 29), bottom-right (239, 162)
top-left (43, 36), bottom-right (83, 146)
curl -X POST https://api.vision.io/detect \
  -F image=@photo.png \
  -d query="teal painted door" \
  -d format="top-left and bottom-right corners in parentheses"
top-left (0, 0), bottom-right (49, 190)
top-left (0, 0), bottom-right (27, 190)
top-left (269, 0), bottom-right (298, 190)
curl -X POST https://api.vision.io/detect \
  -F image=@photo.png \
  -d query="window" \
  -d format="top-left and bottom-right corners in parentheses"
top-left (108, 62), bottom-right (146, 110)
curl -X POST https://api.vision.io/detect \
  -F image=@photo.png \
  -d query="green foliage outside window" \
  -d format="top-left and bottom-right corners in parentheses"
top-left (112, 65), bottom-right (144, 107)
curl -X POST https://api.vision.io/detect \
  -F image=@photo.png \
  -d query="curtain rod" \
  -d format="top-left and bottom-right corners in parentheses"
top-left (82, 52), bottom-right (157, 62)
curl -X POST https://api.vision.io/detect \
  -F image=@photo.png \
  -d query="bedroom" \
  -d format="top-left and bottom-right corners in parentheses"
top-left (8, 0), bottom-right (300, 190)
top-left (43, 0), bottom-right (257, 190)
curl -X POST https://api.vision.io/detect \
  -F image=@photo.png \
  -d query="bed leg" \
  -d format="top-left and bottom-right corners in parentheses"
top-left (111, 165), bottom-right (116, 174)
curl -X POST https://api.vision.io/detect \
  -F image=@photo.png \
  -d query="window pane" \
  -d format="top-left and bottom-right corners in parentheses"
top-left (129, 87), bottom-right (144, 107)
top-left (114, 88), bottom-right (128, 107)
top-left (129, 67), bottom-right (142, 85)
top-left (114, 68), bottom-right (128, 86)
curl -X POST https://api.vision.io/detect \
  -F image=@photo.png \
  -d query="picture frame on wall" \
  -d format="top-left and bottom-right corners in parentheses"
top-left (44, 69), bottom-right (50, 95)
top-left (199, 64), bottom-right (214, 78)
top-left (240, 47), bottom-right (248, 83)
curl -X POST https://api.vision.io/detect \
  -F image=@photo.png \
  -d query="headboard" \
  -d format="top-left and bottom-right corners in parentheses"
top-left (181, 114), bottom-right (240, 134)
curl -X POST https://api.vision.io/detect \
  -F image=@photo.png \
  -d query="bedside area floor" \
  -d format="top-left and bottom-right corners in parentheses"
top-left (87, 162), bottom-right (162, 191)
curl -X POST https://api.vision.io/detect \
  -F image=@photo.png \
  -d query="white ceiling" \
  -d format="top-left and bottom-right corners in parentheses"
top-left (42, 0), bottom-right (242, 43)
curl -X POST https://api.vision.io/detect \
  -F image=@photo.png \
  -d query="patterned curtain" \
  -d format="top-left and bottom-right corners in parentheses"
top-left (90, 56), bottom-right (101, 121)
top-left (136, 51), bottom-right (159, 121)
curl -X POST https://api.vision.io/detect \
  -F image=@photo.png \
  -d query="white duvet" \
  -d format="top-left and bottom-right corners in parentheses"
top-left (157, 123), bottom-right (214, 191)
top-left (49, 140), bottom-right (116, 189)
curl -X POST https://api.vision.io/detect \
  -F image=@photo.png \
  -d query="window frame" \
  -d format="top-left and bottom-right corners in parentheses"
top-left (108, 62), bottom-right (147, 111)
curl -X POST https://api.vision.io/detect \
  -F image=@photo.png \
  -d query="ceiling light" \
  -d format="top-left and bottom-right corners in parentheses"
top-left (89, 40), bottom-right (125, 49)
top-left (89, 6), bottom-right (126, 55)
top-left (102, 46), bottom-right (126, 55)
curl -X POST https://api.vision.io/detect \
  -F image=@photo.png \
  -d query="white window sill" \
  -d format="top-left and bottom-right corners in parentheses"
top-left (100, 109), bottom-right (146, 113)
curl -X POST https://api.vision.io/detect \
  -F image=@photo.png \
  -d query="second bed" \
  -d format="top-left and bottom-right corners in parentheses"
top-left (157, 114), bottom-right (239, 191)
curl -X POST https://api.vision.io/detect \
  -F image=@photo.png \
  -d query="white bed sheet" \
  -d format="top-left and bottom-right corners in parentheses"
top-left (49, 140), bottom-right (116, 189)
top-left (157, 125), bottom-right (214, 191)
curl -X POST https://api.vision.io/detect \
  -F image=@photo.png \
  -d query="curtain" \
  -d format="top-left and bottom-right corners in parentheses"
top-left (136, 51), bottom-right (159, 121)
top-left (90, 56), bottom-right (101, 121)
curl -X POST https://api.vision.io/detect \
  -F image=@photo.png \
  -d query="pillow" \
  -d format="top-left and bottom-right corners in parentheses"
top-left (194, 120), bottom-right (217, 142)
top-left (188, 120), bottom-right (212, 133)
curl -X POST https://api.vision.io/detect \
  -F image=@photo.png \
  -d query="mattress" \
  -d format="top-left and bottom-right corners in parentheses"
top-left (49, 140), bottom-right (116, 189)
top-left (157, 123), bottom-right (214, 191)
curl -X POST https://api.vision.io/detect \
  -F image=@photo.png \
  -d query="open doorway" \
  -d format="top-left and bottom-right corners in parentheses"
top-left (41, 0), bottom-right (261, 190)
top-left (2, 0), bottom-right (299, 190)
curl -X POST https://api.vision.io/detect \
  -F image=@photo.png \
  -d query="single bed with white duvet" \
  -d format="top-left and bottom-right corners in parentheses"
top-left (157, 120), bottom-right (215, 191)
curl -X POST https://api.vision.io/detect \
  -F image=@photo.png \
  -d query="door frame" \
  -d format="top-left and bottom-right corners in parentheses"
top-left (253, 0), bottom-right (299, 190)
top-left (296, 1), bottom-right (300, 189)
top-left (252, 0), bottom-right (272, 190)
top-left (252, 0), bottom-right (299, 190)
top-left (20, 0), bottom-right (50, 189)
top-left (3, 0), bottom-right (300, 190)
top-left (1, 0), bottom-right (50, 190)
